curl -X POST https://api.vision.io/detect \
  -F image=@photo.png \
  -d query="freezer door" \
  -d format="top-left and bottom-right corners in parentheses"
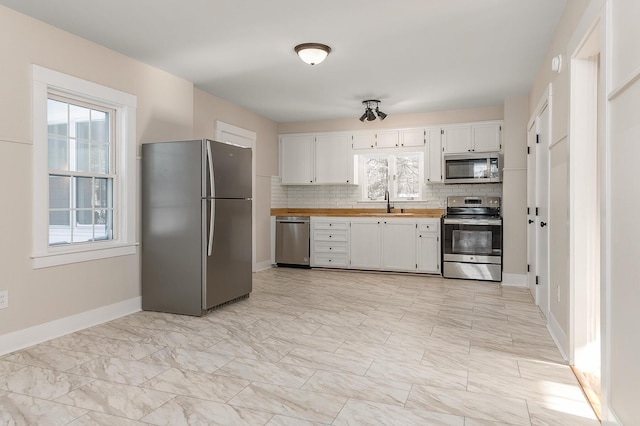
top-left (203, 198), bottom-right (252, 309)
top-left (141, 140), bottom-right (203, 316)
top-left (207, 140), bottom-right (252, 199)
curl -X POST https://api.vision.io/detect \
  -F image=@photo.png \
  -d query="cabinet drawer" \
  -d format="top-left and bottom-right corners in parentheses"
top-left (314, 253), bottom-right (349, 267)
top-left (313, 220), bottom-right (349, 230)
top-left (314, 230), bottom-right (348, 242)
top-left (418, 223), bottom-right (439, 233)
top-left (313, 241), bottom-right (348, 254)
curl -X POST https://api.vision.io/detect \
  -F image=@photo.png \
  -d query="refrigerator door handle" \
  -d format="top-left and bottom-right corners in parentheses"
top-left (206, 140), bottom-right (215, 198)
top-left (208, 199), bottom-right (215, 256)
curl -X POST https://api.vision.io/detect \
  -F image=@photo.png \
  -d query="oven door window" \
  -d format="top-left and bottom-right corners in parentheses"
top-left (452, 230), bottom-right (492, 254)
top-left (444, 223), bottom-right (502, 256)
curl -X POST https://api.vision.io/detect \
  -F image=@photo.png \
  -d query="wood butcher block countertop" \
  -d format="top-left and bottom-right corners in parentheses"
top-left (270, 208), bottom-right (445, 218)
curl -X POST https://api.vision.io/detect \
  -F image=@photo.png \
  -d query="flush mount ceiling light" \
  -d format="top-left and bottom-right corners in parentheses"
top-left (294, 43), bottom-right (331, 65)
top-left (359, 100), bottom-right (387, 122)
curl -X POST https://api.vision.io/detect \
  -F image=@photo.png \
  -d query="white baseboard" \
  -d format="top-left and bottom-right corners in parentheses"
top-left (602, 407), bottom-right (622, 426)
top-left (547, 310), bottom-right (569, 362)
top-left (501, 273), bottom-right (527, 287)
top-left (0, 297), bottom-right (141, 356)
top-left (254, 260), bottom-right (273, 272)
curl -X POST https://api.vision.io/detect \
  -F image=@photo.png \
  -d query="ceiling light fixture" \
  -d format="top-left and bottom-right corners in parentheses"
top-left (294, 43), bottom-right (331, 66)
top-left (359, 100), bottom-right (387, 122)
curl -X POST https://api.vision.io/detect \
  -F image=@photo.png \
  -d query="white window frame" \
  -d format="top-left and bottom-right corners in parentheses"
top-left (355, 150), bottom-right (424, 202)
top-left (32, 65), bottom-right (137, 268)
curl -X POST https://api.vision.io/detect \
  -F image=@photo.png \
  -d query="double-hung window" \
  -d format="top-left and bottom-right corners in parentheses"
top-left (355, 151), bottom-right (424, 201)
top-left (32, 65), bottom-right (137, 268)
top-left (47, 95), bottom-right (115, 245)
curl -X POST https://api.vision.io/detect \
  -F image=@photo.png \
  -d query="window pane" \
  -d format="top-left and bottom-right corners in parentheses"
top-left (49, 176), bottom-right (70, 209)
top-left (48, 136), bottom-right (68, 171)
top-left (94, 209), bottom-right (113, 240)
top-left (91, 110), bottom-right (109, 142)
top-left (365, 157), bottom-right (388, 200)
top-left (47, 99), bottom-right (68, 136)
top-left (396, 154), bottom-right (421, 198)
top-left (49, 211), bottom-right (71, 245)
top-left (95, 178), bottom-right (113, 209)
top-left (75, 140), bottom-right (91, 172)
top-left (69, 104), bottom-right (90, 139)
top-left (91, 142), bottom-right (109, 173)
top-left (76, 177), bottom-right (93, 221)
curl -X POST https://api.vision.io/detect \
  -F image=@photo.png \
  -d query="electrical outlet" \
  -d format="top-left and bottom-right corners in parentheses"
top-left (0, 290), bottom-right (7, 309)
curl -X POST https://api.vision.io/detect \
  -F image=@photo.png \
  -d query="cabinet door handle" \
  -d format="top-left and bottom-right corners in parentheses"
top-left (528, 219), bottom-right (534, 224)
top-left (540, 222), bottom-right (547, 228)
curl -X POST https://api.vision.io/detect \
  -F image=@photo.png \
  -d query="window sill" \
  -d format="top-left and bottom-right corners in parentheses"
top-left (31, 242), bottom-right (138, 269)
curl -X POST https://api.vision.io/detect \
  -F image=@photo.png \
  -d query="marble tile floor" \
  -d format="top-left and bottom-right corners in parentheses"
top-left (0, 268), bottom-right (599, 425)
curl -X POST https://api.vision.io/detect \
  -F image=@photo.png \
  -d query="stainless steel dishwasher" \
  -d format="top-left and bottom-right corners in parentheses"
top-left (275, 216), bottom-right (310, 267)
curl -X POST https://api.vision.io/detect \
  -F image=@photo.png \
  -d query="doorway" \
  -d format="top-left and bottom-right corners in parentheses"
top-left (569, 22), bottom-right (602, 419)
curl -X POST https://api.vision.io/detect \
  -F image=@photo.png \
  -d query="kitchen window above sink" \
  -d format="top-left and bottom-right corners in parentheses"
top-left (354, 151), bottom-right (424, 201)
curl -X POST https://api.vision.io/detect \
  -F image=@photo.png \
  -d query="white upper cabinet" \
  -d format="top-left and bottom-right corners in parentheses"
top-left (400, 128), bottom-right (425, 147)
top-left (472, 122), bottom-right (502, 152)
top-left (280, 133), bottom-right (352, 184)
top-left (376, 130), bottom-right (400, 148)
top-left (315, 133), bottom-right (352, 184)
top-left (352, 130), bottom-right (399, 149)
top-left (443, 122), bottom-right (502, 153)
top-left (425, 127), bottom-right (442, 183)
top-left (280, 134), bottom-right (314, 184)
top-left (442, 125), bottom-right (472, 153)
top-left (352, 132), bottom-right (376, 149)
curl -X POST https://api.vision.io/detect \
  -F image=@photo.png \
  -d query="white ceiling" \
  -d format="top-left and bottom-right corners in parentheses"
top-left (1, 0), bottom-right (567, 123)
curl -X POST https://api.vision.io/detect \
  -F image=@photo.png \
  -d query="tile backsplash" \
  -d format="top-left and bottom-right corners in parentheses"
top-left (271, 176), bottom-right (502, 209)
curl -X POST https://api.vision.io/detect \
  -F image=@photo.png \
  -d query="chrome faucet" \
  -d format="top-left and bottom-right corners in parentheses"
top-left (385, 190), bottom-right (392, 213)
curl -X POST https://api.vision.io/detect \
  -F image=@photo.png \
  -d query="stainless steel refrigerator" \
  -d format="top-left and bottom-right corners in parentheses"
top-left (141, 139), bottom-right (252, 316)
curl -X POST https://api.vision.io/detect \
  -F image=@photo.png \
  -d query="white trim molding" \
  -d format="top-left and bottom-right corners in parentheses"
top-left (0, 297), bottom-right (141, 356)
top-left (31, 65), bottom-right (138, 268)
top-left (501, 273), bottom-right (527, 287)
top-left (547, 310), bottom-right (569, 362)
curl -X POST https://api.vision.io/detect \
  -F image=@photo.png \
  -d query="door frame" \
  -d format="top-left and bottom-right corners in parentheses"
top-left (527, 85), bottom-right (552, 319)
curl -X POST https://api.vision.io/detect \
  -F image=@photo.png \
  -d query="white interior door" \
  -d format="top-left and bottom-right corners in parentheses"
top-left (535, 105), bottom-right (550, 318)
top-left (527, 122), bottom-right (537, 296)
top-left (215, 121), bottom-right (257, 272)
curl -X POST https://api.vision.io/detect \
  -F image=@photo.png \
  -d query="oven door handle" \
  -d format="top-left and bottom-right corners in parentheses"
top-left (443, 218), bottom-right (502, 226)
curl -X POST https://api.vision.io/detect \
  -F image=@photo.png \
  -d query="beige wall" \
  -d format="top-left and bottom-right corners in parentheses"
top-left (530, 0), bottom-right (640, 422)
top-left (608, 0), bottom-right (640, 422)
top-left (0, 6), bottom-right (194, 337)
top-left (502, 96), bottom-right (529, 276)
top-left (277, 106), bottom-right (503, 134)
top-left (0, 5), bottom-right (279, 341)
top-left (192, 88), bottom-right (278, 266)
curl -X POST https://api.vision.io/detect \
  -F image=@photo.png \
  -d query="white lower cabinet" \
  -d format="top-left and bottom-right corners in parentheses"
top-left (348, 217), bottom-right (441, 274)
top-left (310, 217), bottom-right (350, 268)
top-left (416, 220), bottom-right (440, 273)
top-left (310, 216), bottom-right (441, 274)
top-left (349, 218), bottom-right (382, 269)
top-left (382, 219), bottom-right (418, 271)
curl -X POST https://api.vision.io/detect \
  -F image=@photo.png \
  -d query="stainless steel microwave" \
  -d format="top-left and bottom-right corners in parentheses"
top-left (443, 152), bottom-right (502, 184)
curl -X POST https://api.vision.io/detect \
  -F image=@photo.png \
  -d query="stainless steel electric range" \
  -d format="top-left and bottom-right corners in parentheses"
top-left (442, 196), bottom-right (503, 282)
